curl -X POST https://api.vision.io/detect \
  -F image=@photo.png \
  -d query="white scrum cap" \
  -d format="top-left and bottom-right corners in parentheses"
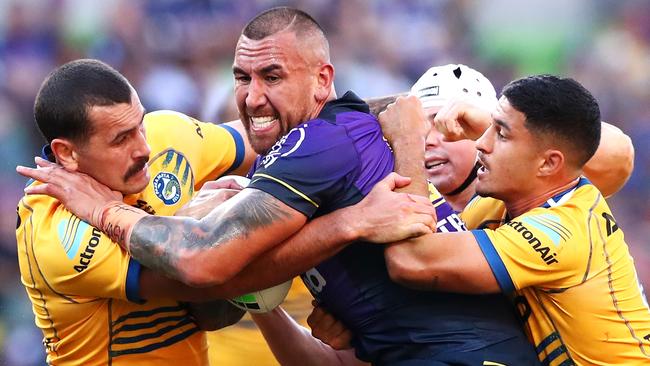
top-left (410, 64), bottom-right (498, 111)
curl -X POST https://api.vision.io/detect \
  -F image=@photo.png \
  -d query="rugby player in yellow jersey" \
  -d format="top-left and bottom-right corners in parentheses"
top-left (15, 59), bottom-right (259, 365)
top-left (373, 75), bottom-right (650, 365)
top-left (17, 59), bottom-right (433, 365)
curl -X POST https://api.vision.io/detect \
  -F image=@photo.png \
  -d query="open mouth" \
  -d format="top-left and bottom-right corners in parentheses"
top-left (250, 116), bottom-right (278, 130)
top-left (425, 157), bottom-right (448, 171)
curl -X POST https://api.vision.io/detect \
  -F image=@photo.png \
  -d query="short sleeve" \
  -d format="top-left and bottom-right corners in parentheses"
top-left (34, 209), bottom-right (142, 303)
top-left (472, 207), bottom-right (584, 293)
top-left (249, 121), bottom-right (359, 217)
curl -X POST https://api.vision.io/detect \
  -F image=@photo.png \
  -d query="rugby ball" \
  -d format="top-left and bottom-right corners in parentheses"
top-left (228, 279), bottom-right (293, 313)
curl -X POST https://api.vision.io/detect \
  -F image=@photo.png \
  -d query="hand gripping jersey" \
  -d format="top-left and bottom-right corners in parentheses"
top-left (465, 178), bottom-right (650, 365)
top-left (248, 92), bottom-right (538, 364)
top-left (16, 111), bottom-right (245, 365)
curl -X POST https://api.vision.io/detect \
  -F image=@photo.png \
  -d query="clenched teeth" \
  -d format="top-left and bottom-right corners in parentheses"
top-left (250, 116), bottom-right (277, 129)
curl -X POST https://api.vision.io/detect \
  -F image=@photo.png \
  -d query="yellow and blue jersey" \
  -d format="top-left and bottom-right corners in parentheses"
top-left (16, 111), bottom-right (245, 365)
top-left (467, 178), bottom-right (650, 365)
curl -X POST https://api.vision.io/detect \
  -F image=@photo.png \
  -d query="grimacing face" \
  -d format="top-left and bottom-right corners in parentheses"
top-left (233, 30), bottom-right (324, 155)
top-left (475, 96), bottom-right (542, 201)
top-left (424, 106), bottom-right (478, 195)
top-left (74, 90), bottom-right (151, 195)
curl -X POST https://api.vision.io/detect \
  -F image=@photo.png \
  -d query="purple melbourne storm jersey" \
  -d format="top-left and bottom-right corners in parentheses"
top-left (248, 92), bottom-right (537, 364)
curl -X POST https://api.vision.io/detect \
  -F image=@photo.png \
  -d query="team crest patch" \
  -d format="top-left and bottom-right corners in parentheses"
top-left (153, 172), bottom-right (182, 205)
top-left (57, 216), bottom-right (91, 259)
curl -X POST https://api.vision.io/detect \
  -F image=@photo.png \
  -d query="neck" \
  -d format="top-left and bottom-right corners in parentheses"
top-left (505, 178), bottom-right (580, 218)
top-left (443, 180), bottom-right (476, 211)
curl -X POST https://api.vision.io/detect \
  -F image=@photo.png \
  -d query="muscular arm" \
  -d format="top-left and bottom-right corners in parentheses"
top-left (138, 174), bottom-right (436, 300)
top-left (128, 189), bottom-right (307, 287)
top-left (137, 203), bottom-right (358, 300)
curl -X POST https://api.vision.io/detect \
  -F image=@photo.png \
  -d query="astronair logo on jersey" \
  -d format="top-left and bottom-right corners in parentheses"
top-left (506, 214), bottom-right (570, 265)
top-left (153, 172), bottom-right (181, 205)
top-left (262, 126), bottom-right (306, 168)
top-left (57, 216), bottom-right (102, 272)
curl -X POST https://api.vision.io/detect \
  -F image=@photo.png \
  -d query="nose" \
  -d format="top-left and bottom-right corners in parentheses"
top-left (134, 125), bottom-right (151, 158)
top-left (245, 78), bottom-right (267, 110)
top-left (475, 125), bottom-right (493, 154)
top-left (426, 128), bottom-right (444, 147)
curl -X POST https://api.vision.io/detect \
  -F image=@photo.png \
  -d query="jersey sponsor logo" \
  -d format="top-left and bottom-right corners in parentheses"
top-left (57, 216), bottom-right (91, 259)
top-left (520, 214), bottom-right (570, 246)
top-left (262, 126), bottom-right (306, 168)
top-left (74, 227), bottom-right (102, 273)
top-left (153, 172), bottom-right (181, 205)
top-left (505, 218), bottom-right (561, 265)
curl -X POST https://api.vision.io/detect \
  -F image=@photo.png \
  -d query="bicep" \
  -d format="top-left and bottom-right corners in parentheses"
top-left (385, 231), bottom-right (500, 294)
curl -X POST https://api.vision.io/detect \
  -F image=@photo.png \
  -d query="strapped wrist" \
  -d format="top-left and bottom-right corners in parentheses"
top-left (96, 202), bottom-right (148, 251)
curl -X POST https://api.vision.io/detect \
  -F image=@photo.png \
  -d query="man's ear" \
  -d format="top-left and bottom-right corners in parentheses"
top-left (538, 149), bottom-right (565, 177)
top-left (50, 138), bottom-right (80, 171)
top-left (315, 63), bottom-right (335, 102)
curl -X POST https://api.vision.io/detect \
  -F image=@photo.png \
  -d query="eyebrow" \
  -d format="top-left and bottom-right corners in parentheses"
top-left (232, 64), bottom-right (282, 75)
top-left (112, 108), bottom-right (147, 143)
top-left (232, 66), bottom-right (247, 75)
top-left (260, 64), bottom-right (282, 74)
top-left (494, 118), bottom-right (511, 131)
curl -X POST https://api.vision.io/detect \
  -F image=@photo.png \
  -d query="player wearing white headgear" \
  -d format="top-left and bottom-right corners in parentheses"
top-left (410, 64), bottom-right (498, 210)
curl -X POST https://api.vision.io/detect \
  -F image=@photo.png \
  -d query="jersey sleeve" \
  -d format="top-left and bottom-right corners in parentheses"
top-left (144, 111), bottom-right (246, 188)
top-left (25, 201), bottom-right (144, 303)
top-left (471, 206), bottom-right (585, 293)
top-left (248, 121), bottom-right (360, 218)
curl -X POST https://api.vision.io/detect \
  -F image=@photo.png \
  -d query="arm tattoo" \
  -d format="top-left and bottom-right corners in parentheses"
top-left (129, 190), bottom-right (292, 281)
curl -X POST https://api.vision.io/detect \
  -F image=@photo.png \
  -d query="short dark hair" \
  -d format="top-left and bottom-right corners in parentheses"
top-left (502, 75), bottom-right (601, 167)
top-left (242, 6), bottom-right (325, 41)
top-left (34, 59), bottom-right (132, 143)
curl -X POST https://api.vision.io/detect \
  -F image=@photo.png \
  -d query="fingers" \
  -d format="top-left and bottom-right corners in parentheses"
top-left (405, 223), bottom-right (435, 239)
top-left (35, 156), bottom-right (57, 168)
top-left (308, 306), bottom-right (353, 350)
top-left (378, 172), bottom-right (410, 191)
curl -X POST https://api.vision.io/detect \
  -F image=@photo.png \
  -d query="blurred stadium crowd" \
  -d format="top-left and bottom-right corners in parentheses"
top-left (0, 0), bottom-right (648, 364)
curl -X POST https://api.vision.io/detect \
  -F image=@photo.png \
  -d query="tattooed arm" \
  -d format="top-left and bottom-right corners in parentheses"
top-left (129, 188), bottom-right (307, 287)
top-left (136, 173), bottom-right (436, 299)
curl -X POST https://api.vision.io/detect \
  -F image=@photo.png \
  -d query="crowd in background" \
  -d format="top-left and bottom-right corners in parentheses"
top-left (0, 0), bottom-right (648, 364)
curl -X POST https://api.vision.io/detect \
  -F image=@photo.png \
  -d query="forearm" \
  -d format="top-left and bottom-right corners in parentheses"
top-left (205, 207), bottom-right (358, 298)
top-left (118, 190), bottom-right (306, 287)
top-left (385, 231), bottom-right (499, 293)
top-left (252, 308), bottom-right (366, 366)
top-left (391, 135), bottom-right (429, 196)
